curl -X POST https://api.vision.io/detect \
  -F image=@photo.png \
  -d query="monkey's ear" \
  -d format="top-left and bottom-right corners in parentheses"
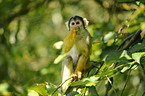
top-left (65, 21), bottom-right (69, 30)
top-left (83, 18), bottom-right (89, 27)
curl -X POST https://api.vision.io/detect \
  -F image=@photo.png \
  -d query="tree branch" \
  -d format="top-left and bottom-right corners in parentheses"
top-left (117, 30), bottom-right (142, 50)
top-left (106, 76), bottom-right (118, 96)
top-left (120, 69), bottom-right (131, 96)
top-left (116, 33), bottom-right (134, 50)
top-left (50, 77), bottom-right (72, 96)
top-left (93, 61), bottom-right (104, 75)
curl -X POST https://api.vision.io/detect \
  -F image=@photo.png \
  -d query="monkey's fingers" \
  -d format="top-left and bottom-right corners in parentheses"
top-left (71, 74), bottom-right (78, 82)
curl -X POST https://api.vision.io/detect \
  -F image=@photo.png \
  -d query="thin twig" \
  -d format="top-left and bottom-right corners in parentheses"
top-left (94, 62), bottom-right (104, 75)
top-left (117, 30), bottom-right (142, 50)
top-left (106, 76), bottom-right (118, 96)
top-left (50, 77), bottom-right (72, 96)
top-left (120, 69), bottom-right (131, 96)
top-left (116, 33), bottom-right (134, 50)
top-left (122, 30), bottom-right (141, 50)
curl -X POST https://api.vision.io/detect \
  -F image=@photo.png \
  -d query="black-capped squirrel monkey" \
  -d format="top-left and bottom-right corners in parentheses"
top-left (62, 16), bottom-right (92, 91)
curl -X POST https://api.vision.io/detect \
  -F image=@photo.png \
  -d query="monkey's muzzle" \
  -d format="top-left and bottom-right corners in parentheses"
top-left (73, 26), bottom-right (80, 32)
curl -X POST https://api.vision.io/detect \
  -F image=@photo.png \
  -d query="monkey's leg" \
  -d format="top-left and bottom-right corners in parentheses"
top-left (62, 55), bottom-right (73, 91)
top-left (75, 55), bottom-right (88, 79)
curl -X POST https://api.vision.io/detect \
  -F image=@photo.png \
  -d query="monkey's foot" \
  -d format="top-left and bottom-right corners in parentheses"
top-left (71, 74), bottom-right (78, 82)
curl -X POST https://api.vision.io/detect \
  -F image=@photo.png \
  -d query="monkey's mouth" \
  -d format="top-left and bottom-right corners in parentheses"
top-left (74, 26), bottom-right (80, 32)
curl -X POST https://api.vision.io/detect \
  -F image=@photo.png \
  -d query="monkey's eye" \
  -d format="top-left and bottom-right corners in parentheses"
top-left (76, 21), bottom-right (80, 25)
top-left (71, 22), bottom-right (75, 26)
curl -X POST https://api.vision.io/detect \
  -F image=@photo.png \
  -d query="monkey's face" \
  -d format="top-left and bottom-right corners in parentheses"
top-left (69, 19), bottom-right (82, 31)
top-left (68, 16), bottom-right (85, 31)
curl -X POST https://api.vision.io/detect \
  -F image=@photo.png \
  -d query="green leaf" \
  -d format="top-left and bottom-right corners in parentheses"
top-left (81, 88), bottom-right (87, 94)
top-left (129, 42), bottom-right (145, 53)
top-left (88, 86), bottom-right (99, 96)
top-left (101, 47), bottom-right (122, 61)
top-left (120, 50), bottom-right (132, 60)
top-left (29, 83), bottom-right (48, 96)
top-left (140, 22), bottom-right (145, 31)
top-left (45, 82), bottom-right (57, 94)
top-left (28, 82), bottom-right (57, 96)
top-left (132, 52), bottom-right (145, 63)
top-left (107, 39), bottom-right (114, 46)
top-left (121, 61), bottom-right (136, 73)
top-left (70, 76), bottom-right (100, 87)
top-left (28, 90), bottom-right (39, 96)
top-left (98, 69), bottom-right (120, 78)
top-left (54, 54), bottom-right (65, 64)
top-left (104, 32), bottom-right (117, 43)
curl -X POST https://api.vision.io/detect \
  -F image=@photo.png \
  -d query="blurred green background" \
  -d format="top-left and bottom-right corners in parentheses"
top-left (0, 0), bottom-right (145, 95)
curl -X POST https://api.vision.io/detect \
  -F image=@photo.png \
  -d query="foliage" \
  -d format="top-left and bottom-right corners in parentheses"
top-left (0, 0), bottom-right (145, 96)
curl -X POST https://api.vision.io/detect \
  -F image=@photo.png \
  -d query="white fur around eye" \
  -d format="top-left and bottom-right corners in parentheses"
top-left (76, 20), bottom-right (82, 26)
top-left (70, 21), bottom-right (75, 26)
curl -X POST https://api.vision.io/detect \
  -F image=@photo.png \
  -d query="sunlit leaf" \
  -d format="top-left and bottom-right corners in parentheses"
top-left (121, 61), bottom-right (136, 73)
top-left (45, 82), bottom-right (57, 94)
top-left (0, 82), bottom-right (11, 96)
top-left (29, 83), bottom-right (48, 96)
top-left (140, 22), bottom-right (145, 31)
top-left (53, 41), bottom-right (63, 49)
top-left (104, 32), bottom-right (117, 43)
top-left (107, 39), bottom-right (114, 46)
top-left (132, 52), bottom-right (145, 63)
top-left (123, 25), bottom-right (140, 33)
top-left (81, 87), bottom-right (87, 94)
top-left (54, 54), bottom-right (66, 64)
top-left (70, 76), bottom-right (100, 87)
top-left (28, 90), bottom-right (39, 96)
top-left (120, 50), bottom-right (132, 60)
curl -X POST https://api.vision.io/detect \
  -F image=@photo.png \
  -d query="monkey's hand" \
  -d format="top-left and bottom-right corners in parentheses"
top-left (75, 55), bottom-right (88, 79)
top-left (62, 26), bottom-right (79, 53)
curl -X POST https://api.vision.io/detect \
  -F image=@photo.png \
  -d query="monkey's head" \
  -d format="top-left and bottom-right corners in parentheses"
top-left (66, 16), bottom-right (89, 31)
top-left (62, 16), bottom-right (89, 53)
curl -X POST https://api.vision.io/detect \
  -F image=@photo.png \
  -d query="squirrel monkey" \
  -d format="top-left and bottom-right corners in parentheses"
top-left (61, 16), bottom-right (92, 91)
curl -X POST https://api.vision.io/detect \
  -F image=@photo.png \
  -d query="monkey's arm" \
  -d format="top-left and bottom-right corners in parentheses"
top-left (75, 55), bottom-right (89, 79)
top-left (62, 27), bottom-right (77, 53)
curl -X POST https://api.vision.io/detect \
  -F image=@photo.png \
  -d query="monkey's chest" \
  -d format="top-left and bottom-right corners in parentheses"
top-left (67, 45), bottom-right (79, 64)
top-left (67, 42), bottom-right (87, 64)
